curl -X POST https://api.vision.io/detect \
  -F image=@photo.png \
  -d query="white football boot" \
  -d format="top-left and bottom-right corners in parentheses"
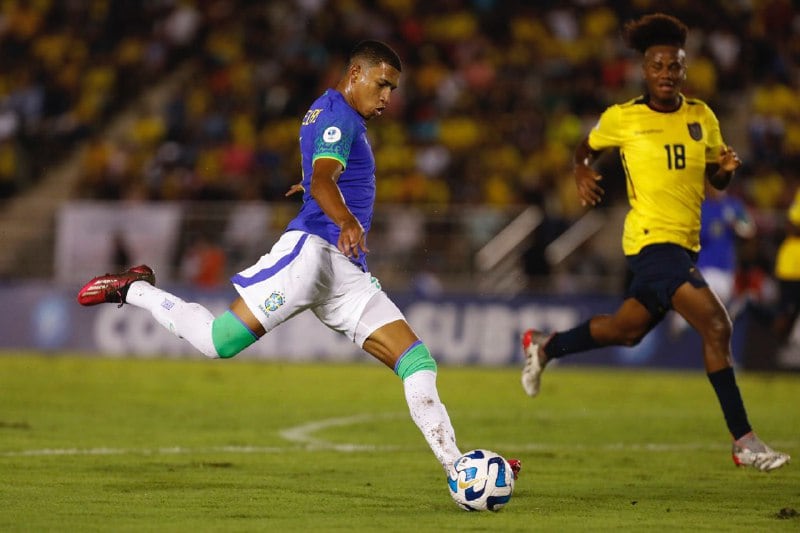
top-left (520, 329), bottom-right (551, 397)
top-left (732, 432), bottom-right (791, 472)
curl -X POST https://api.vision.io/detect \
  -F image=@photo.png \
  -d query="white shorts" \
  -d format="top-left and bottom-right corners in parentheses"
top-left (231, 231), bottom-right (404, 347)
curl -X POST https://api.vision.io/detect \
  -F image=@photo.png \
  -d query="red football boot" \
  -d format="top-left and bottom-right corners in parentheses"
top-left (77, 265), bottom-right (155, 307)
top-left (507, 458), bottom-right (521, 480)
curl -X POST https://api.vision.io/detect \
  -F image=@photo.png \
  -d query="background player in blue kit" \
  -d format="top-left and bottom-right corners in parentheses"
top-left (78, 40), bottom-right (520, 481)
top-left (671, 184), bottom-right (755, 336)
top-left (696, 186), bottom-right (755, 308)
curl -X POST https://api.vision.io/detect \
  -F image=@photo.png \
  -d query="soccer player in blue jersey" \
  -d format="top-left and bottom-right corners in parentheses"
top-left (696, 186), bottom-right (755, 306)
top-left (520, 14), bottom-right (789, 471)
top-left (78, 40), bottom-right (520, 481)
top-left (671, 185), bottom-right (755, 336)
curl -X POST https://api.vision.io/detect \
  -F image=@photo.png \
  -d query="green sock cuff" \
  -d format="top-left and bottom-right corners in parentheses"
top-left (395, 341), bottom-right (437, 380)
top-left (211, 311), bottom-right (258, 359)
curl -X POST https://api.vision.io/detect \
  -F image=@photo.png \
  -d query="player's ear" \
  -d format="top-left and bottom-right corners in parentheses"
top-left (349, 62), bottom-right (362, 81)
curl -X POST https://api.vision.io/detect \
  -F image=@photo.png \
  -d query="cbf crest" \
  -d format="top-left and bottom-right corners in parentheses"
top-left (261, 291), bottom-right (286, 317)
top-left (687, 122), bottom-right (703, 141)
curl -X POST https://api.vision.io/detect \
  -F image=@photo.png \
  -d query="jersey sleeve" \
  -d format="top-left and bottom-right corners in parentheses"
top-left (587, 104), bottom-right (624, 150)
top-left (312, 112), bottom-right (359, 169)
top-left (703, 104), bottom-right (725, 163)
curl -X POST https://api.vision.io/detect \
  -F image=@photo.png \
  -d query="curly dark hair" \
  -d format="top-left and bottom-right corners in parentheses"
top-left (623, 13), bottom-right (688, 54)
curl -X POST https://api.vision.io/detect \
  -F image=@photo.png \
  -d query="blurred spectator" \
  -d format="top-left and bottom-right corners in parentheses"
top-left (57, 0), bottom-right (787, 212)
top-left (0, 0), bottom-right (205, 197)
top-left (179, 234), bottom-right (227, 289)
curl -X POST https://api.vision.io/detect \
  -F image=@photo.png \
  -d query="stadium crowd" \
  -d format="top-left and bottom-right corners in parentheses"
top-left (1, 0), bottom-right (798, 292)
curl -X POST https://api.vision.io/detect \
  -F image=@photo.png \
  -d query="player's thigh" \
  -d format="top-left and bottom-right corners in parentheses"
top-left (311, 256), bottom-right (388, 345)
top-left (671, 282), bottom-right (730, 334)
top-left (231, 231), bottom-right (323, 333)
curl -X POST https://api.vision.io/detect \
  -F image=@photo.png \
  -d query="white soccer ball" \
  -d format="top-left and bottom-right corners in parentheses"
top-left (447, 449), bottom-right (515, 511)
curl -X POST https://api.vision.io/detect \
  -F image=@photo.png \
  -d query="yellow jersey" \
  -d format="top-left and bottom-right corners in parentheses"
top-left (775, 190), bottom-right (800, 280)
top-left (588, 95), bottom-right (725, 255)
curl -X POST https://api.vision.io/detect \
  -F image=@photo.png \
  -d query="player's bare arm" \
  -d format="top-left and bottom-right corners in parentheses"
top-left (707, 145), bottom-right (741, 190)
top-left (309, 156), bottom-right (368, 259)
top-left (573, 137), bottom-right (604, 207)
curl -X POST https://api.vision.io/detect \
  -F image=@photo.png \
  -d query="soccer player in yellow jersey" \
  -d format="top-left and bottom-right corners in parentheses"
top-left (773, 188), bottom-right (800, 342)
top-left (520, 13), bottom-right (790, 471)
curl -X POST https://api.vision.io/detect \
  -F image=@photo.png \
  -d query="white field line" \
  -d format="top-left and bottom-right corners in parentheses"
top-left (277, 412), bottom-right (406, 452)
top-left (1, 412), bottom-right (796, 457)
top-left (0, 446), bottom-right (288, 457)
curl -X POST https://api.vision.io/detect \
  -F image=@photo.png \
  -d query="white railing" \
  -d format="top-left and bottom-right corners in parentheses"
top-left (1, 200), bottom-right (788, 296)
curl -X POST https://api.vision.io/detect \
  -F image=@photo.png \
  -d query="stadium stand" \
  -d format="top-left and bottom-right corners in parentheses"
top-left (0, 0), bottom-right (798, 293)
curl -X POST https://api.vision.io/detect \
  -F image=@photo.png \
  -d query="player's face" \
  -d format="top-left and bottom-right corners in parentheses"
top-left (346, 61), bottom-right (400, 120)
top-left (642, 45), bottom-right (686, 109)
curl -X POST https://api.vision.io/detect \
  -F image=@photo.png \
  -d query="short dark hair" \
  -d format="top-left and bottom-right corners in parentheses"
top-left (348, 40), bottom-right (402, 72)
top-left (623, 13), bottom-right (688, 54)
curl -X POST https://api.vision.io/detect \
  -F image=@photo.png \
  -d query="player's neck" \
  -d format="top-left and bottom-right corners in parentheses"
top-left (647, 94), bottom-right (682, 113)
top-left (335, 81), bottom-right (357, 112)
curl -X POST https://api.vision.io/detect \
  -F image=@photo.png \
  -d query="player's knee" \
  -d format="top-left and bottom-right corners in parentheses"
top-left (619, 333), bottom-right (644, 347)
top-left (395, 341), bottom-right (437, 380)
top-left (616, 326), bottom-right (648, 347)
top-left (704, 314), bottom-right (732, 343)
top-left (211, 311), bottom-right (259, 359)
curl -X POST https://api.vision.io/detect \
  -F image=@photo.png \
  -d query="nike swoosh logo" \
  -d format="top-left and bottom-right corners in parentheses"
top-left (458, 476), bottom-right (486, 490)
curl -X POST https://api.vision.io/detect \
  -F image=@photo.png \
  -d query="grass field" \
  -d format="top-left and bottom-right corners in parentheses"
top-left (0, 353), bottom-right (797, 532)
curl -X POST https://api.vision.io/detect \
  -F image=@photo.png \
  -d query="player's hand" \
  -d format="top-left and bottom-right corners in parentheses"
top-left (575, 165), bottom-right (604, 207)
top-left (337, 218), bottom-right (369, 259)
top-left (717, 146), bottom-right (741, 173)
top-left (285, 183), bottom-right (305, 197)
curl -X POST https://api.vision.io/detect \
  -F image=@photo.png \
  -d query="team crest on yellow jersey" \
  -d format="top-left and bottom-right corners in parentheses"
top-left (687, 122), bottom-right (702, 141)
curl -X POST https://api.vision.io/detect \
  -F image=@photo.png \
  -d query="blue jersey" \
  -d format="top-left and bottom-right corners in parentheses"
top-left (286, 89), bottom-right (375, 271)
top-left (697, 195), bottom-right (746, 272)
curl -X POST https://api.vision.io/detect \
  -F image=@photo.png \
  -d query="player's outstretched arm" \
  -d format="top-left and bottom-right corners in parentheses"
top-left (573, 137), bottom-right (604, 207)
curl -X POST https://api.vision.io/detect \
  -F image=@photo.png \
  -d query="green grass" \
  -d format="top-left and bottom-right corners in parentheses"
top-left (0, 353), bottom-right (797, 532)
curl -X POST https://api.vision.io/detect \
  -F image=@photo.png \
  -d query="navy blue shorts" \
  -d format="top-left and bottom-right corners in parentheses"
top-left (624, 243), bottom-right (707, 319)
top-left (777, 280), bottom-right (800, 317)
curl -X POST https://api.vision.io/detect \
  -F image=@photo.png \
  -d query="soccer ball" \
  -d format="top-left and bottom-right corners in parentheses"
top-left (447, 449), bottom-right (515, 511)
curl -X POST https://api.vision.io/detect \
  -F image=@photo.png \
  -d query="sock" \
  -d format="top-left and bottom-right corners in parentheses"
top-left (707, 367), bottom-right (752, 440)
top-left (545, 321), bottom-right (600, 359)
top-left (395, 341), bottom-right (436, 380)
top-left (211, 311), bottom-right (258, 359)
top-left (126, 281), bottom-right (219, 358)
top-left (403, 369), bottom-right (462, 473)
